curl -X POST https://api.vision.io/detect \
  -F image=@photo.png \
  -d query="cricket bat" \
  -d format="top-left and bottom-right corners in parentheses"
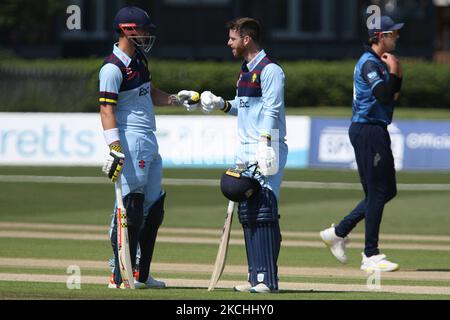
top-left (208, 200), bottom-right (236, 291)
top-left (115, 175), bottom-right (135, 289)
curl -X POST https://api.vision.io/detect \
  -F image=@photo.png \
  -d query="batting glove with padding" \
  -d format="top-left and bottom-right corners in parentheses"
top-left (102, 145), bottom-right (125, 183)
top-left (200, 91), bottom-right (225, 113)
top-left (170, 90), bottom-right (200, 111)
top-left (255, 140), bottom-right (278, 176)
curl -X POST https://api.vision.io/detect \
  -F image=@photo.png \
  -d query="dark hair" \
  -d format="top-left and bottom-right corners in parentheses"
top-left (226, 17), bottom-right (261, 44)
top-left (368, 36), bottom-right (379, 45)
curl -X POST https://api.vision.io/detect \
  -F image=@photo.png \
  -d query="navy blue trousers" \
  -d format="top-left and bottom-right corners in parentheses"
top-left (334, 122), bottom-right (397, 257)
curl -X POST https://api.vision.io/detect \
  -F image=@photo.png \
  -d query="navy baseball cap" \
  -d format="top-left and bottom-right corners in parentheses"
top-left (368, 16), bottom-right (404, 37)
top-left (113, 6), bottom-right (156, 33)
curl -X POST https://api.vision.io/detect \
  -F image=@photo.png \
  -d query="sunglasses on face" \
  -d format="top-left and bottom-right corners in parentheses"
top-left (380, 30), bottom-right (399, 38)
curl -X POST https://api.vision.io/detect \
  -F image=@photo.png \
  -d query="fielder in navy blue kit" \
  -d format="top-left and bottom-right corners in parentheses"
top-left (100, 6), bottom-right (199, 289)
top-left (200, 17), bottom-right (287, 293)
top-left (320, 16), bottom-right (404, 272)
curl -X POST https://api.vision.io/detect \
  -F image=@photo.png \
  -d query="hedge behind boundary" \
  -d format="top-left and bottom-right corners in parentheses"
top-left (1, 59), bottom-right (449, 112)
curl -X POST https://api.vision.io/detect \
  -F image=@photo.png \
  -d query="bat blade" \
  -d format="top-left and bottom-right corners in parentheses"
top-left (208, 201), bottom-right (235, 291)
top-left (115, 177), bottom-right (135, 289)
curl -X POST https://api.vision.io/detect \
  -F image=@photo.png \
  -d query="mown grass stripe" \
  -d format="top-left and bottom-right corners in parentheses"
top-left (1, 258), bottom-right (450, 281)
top-left (2, 231), bottom-right (450, 251)
top-left (2, 266), bottom-right (450, 289)
top-left (2, 175), bottom-right (450, 191)
top-left (1, 222), bottom-right (450, 242)
top-left (1, 273), bottom-right (450, 295)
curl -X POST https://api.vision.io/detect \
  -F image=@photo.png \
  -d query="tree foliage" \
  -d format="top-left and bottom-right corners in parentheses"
top-left (0, 0), bottom-right (66, 44)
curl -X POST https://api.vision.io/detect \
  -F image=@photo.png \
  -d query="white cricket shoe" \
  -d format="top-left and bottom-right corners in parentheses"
top-left (233, 283), bottom-right (252, 292)
top-left (320, 224), bottom-right (348, 264)
top-left (108, 273), bottom-right (120, 289)
top-left (249, 283), bottom-right (278, 293)
top-left (135, 275), bottom-right (166, 289)
top-left (108, 276), bottom-right (119, 289)
top-left (361, 253), bottom-right (399, 272)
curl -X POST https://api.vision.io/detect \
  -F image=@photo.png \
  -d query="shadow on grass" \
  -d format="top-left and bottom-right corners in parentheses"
top-left (415, 269), bottom-right (450, 272)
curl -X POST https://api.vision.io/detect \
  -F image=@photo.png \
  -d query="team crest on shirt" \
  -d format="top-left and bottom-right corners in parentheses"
top-left (139, 160), bottom-right (145, 169)
top-left (123, 67), bottom-right (137, 80)
top-left (125, 67), bottom-right (132, 76)
top-left (251, 73), bottom-right (257, 82)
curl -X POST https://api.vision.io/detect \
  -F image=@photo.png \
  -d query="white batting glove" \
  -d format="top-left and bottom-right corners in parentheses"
top-left (200, 91), bottom-right (225, 113)
top-left (169, 90), bottom-right (200, 111)
top-left (102, 145), bottom-right (125, 183)
top-left (255, 141), bottom-right (278, 176)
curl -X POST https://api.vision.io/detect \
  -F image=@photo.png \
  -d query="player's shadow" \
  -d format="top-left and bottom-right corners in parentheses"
top-left (414, 269), bottom-right (450, 272)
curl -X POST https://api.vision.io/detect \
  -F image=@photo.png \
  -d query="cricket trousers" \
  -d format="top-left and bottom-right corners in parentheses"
top-left (334, 122), bottom-right (397, 257)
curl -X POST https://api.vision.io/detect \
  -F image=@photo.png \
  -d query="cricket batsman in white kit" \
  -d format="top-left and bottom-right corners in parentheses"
top-left (200, 17), bottom-right (288, 293)
top-left (99, 6), bottom-right (199, 289)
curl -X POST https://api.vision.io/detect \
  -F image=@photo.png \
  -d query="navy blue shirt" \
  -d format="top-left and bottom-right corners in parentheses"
top-left (352, 46), bottom-right (395, 125)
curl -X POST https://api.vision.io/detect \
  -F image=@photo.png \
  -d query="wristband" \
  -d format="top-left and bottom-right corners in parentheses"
top-left (103, 128), bottom-right (120, 145)
top-left (222, 101), bottom-right (231, 113)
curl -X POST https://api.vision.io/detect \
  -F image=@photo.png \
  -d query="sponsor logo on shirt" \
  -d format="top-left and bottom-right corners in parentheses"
top-left (367, 71), bottom-right (378, 80)
top-left (139, 86), bottom-right (149, 96)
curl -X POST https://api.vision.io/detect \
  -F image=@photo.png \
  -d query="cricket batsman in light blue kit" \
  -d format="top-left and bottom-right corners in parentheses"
top-left (99, 6), bottom-right (199, 289)
top-left (200, 17), bottom-right (288, 293)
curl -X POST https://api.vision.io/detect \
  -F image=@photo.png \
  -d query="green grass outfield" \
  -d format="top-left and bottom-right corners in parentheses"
top-left (0, 166), bottom-right (450, 300)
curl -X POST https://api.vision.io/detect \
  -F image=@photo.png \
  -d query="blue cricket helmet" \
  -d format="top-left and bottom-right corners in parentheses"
top-left (113, 6), bottom-right (156, 52)
top-left (220, 166), bottom-right (261, 202)
top-left (113, 6), bottom-right (156, 32)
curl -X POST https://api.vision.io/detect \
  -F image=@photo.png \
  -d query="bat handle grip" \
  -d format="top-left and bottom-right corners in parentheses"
top-left (227, 201), bottom-right (235, 212)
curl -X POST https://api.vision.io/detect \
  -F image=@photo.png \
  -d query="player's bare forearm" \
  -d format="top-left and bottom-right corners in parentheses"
top-left (100, 104), bottom-right (119, 145)
top-left (100, 104), bottom-right (117, 130)
top-left (151, 87), bottom-right (172, 106)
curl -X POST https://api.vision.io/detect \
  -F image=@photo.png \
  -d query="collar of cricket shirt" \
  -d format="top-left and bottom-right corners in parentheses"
top-left (245, 49), bottom-right (266, 72)
top-left (363, 43), bottom-right (382, 63)
top-left (113, 43), bottom-right (132, 67)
